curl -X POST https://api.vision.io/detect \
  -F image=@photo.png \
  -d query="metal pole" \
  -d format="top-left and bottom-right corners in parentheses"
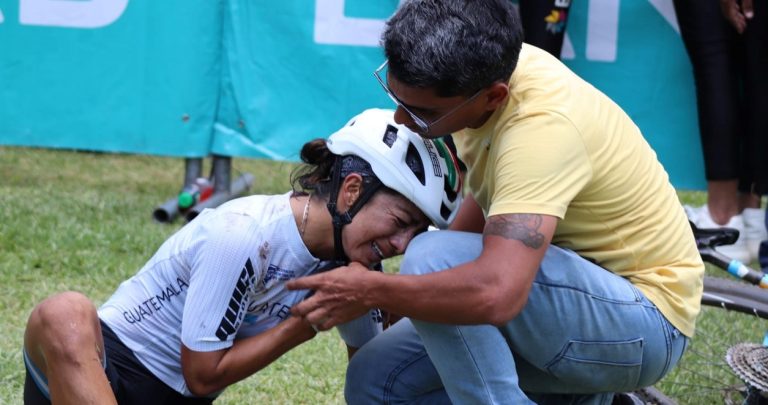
top-left (184, 157), bottom-right (203, 187)
top-left (185, 172), bottom-right (255, 222)
top-left (152, 197), bottom-right (180, 223)
top-left (153, 157), bottom-right (203, 223)
top-left (211, 155), bottom-right (231, 193)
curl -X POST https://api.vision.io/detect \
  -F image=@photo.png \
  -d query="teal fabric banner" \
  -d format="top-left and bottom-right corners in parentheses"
top-left (0, 0), bottom-right (706, 189)
top-left (0, 0), bottom-right (222, 156)
top-left (562, 0), bottom-right (705, 190)
top-left (210, 0), bottom-right (392, 162)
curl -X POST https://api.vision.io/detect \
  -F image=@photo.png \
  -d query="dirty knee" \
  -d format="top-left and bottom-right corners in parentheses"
top-left (29, 292), bottom-right (101, 360)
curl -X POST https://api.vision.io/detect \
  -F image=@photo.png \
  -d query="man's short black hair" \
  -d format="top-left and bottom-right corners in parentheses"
top-left (382, 0), bottom-right (524, 97)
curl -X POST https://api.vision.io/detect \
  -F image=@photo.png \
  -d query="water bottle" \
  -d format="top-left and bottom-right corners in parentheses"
top-left (178, 177), bottom-right (214, 209)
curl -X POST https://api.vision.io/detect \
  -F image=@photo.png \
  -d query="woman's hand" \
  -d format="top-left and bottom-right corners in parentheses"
top-left (720, 0), bottom-right (753, 34)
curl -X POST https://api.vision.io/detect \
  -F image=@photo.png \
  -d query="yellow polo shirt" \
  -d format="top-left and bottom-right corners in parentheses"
top-left (453, 44), bottom-right (704, 337)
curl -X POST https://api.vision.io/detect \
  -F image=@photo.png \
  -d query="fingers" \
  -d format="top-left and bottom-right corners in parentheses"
top-left (286, 274), bottom-right (321, 291)
top-left (293, 301), bottom-right (334, 331)
top-left (742, 0), bottom-right (754, 19)
top-left (306, 310), bottom-right (333, 331)
top-left (289, 265), bottom-right (372, 331)
top-left (290, 294), bottom-right (315, 316)
top-left (734, 18), bottom-right (747, 34)
top-left (729, 9), bottom-right (747, 33)
top-left (303, 304), bottom-right (331, 325)
top-left (291, 288), bottom-right (369, 332)
top-left (311, 316), bottom-right (332, 332)
top-left (290, 290), bottom-right (333, 327)
top-left (719, 0), bottom-right (746, 33)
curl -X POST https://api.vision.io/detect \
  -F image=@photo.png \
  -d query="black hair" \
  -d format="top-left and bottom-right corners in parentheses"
top-left (382, 0), bottom-right (524, 97)
top-left (290, 138), bottom-right (337, 198)
top-left (290, 138), bottom-right (386, 199)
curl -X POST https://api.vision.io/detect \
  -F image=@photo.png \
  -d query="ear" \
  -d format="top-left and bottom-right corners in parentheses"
top-left (338, 173), bottom-right (363, 211)
top-left (483, 82), bottom-right (509, 111)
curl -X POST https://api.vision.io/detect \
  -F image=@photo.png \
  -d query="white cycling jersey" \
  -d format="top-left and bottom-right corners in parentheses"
top-left (98, 192), bottom-right (380, 397)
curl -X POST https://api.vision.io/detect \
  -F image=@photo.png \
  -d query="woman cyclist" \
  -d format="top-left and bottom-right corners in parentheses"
top-left (21, 108), bottom-right (462, 404)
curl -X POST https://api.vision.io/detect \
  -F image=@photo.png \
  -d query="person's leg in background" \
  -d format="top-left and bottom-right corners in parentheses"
top-left (741, 0), bottom-right (768, 262)
top-left (673, 0), bottom-right (753, 263)
top-left (761, 210), bottom-right (768, 270)
top-left (518, 0), bottom-right (572, 58)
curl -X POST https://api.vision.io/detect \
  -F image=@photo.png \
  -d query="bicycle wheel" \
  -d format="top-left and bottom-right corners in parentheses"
top-left (646, 276), bottom-right (768, 405)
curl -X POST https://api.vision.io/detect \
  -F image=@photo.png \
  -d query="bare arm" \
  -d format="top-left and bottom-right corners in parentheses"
top-left (449, 193), bottom-right (486, 233)
top-left (181, 316), bottom-right (316, 396)
top-left (288, 213), bottom-right (557, 328)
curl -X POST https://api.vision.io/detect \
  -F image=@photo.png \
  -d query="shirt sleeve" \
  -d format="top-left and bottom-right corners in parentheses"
top-left (488, 111), bottom-right (592, 219)
top-left (181, 211), bottom-right (262, 352)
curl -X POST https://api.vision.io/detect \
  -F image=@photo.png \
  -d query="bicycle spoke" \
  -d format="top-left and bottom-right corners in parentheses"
top-left (651, 278), bottom-right (768, 404)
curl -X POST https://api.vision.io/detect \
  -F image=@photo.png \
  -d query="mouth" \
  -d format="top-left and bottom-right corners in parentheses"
top-left (372, 242), bottom-right (385, 260)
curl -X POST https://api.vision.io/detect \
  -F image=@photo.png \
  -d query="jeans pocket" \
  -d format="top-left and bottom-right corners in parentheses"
top-left (545, 338), bottom-right (644, 392)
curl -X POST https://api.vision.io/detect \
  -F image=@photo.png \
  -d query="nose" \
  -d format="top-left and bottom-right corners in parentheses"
top-left (395, 106), bottom-right (411, 124)
top-left (392, 107), bottom-right (410, 125)
top-left (389, 227), bottom-right (417, 255)
top-left (393, 108), bottom-right (430, 136)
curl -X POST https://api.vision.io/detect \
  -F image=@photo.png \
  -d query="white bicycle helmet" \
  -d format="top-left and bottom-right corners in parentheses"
top-left (326, 108), bottom-right (462, 229)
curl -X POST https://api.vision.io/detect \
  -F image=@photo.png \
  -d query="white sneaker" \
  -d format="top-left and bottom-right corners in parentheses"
top-left (742, 208), bottom-right (767, 263)
top-left (684, 204), bottom-right (752, 263)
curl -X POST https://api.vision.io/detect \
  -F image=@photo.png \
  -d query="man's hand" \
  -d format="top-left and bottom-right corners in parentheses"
top-left (287, 263), bottom-right (373, 331)
top-left (720, 0), bottom-right (753, 34)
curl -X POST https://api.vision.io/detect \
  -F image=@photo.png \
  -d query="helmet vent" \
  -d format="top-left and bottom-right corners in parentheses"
top-left (382, 125), bottom-right (398, 148)
top-left (406, 143), bottom-right (426, 185)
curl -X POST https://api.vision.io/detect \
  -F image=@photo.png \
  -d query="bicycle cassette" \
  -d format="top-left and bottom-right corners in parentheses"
top-left (726, 343), bottom-right (768, 394)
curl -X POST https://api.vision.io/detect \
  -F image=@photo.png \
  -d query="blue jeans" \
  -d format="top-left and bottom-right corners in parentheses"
top-left (345, 231), bottom-right (689, 405)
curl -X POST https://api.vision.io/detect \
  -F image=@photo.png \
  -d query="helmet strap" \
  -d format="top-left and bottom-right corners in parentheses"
top-left (326, 157), bottom-right (383, 263)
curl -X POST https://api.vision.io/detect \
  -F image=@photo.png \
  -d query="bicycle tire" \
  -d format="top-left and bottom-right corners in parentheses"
top-left (640, 276), bottom-right (768, 405)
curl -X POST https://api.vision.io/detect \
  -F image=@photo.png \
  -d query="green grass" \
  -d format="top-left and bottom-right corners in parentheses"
top-left (0, 146), bottom-right (347, 404)
top-left (0, 146), bottom-right (763, 404)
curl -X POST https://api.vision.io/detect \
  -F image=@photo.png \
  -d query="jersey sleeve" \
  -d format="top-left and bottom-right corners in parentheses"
top-left (489, 112), bottom-right (592, 219)
top-left (181, 211), bottom-right (262, 352)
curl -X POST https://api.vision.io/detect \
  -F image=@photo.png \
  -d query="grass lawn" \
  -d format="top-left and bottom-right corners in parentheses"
top-left (0, 145), bottom-right (762, 404)
top-left (0, 146), bottom-right (349, 404)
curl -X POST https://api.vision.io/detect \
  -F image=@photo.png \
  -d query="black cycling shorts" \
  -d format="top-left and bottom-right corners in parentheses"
top-left (24, 320), bottom-right (213, 405)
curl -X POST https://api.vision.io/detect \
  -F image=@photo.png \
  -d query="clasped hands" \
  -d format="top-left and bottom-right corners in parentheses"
top-left (287, 262), bottom-right (375, 332)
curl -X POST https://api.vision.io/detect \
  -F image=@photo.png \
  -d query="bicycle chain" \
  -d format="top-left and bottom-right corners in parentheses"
top-left (726, 343), bottom-right (768, 393)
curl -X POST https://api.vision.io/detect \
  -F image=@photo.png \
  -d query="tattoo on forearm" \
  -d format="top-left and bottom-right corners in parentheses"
top-left (485, 214), bottom-right (545, 249)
